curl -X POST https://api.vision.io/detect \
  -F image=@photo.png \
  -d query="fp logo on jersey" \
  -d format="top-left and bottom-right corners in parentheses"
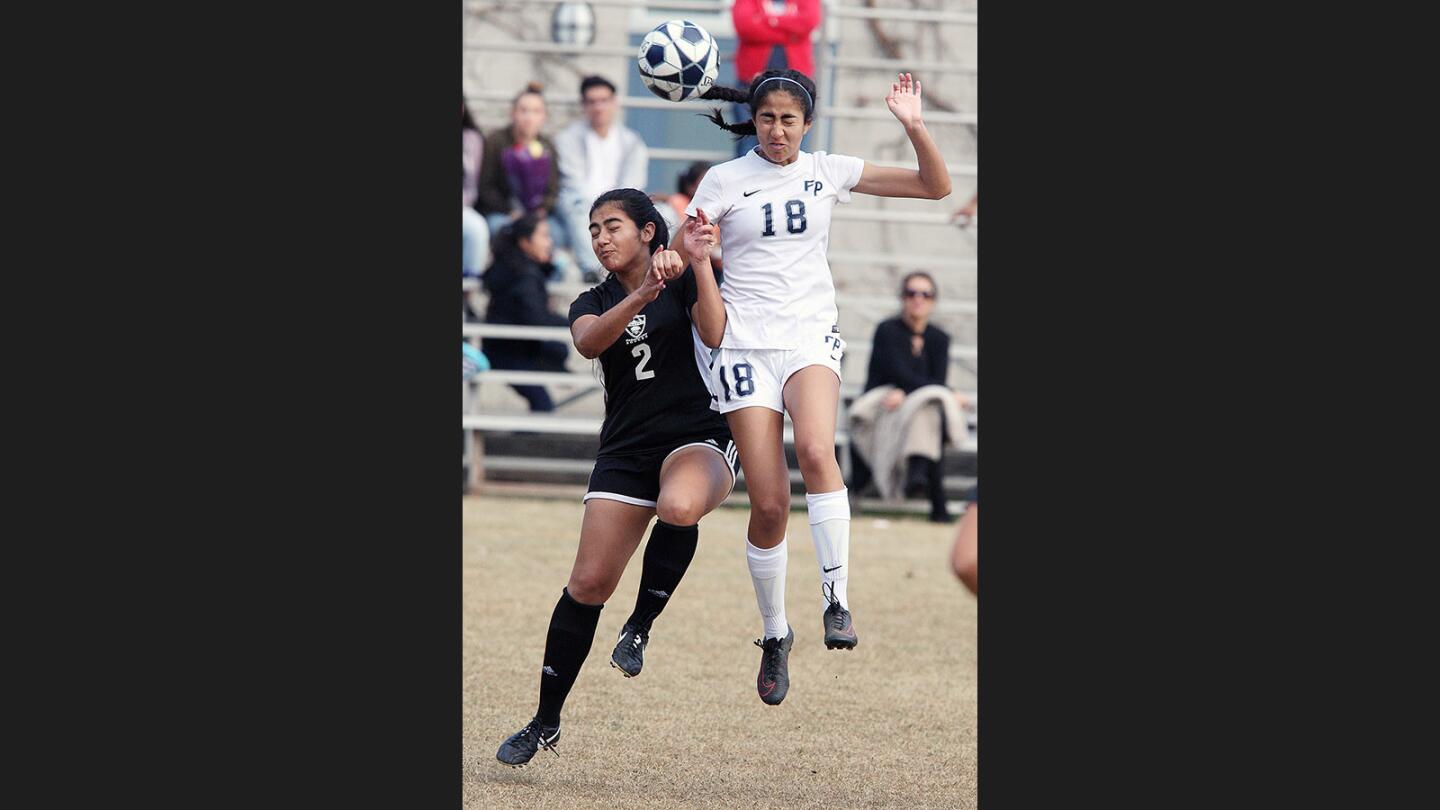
top-left (626, 315), bottom-right (647, 339)
top-left (804, 180), bottom-right (824, 196)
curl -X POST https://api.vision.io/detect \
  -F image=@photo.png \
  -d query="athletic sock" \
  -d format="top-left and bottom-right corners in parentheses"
top-left (806, 488), bottom-right (851, 610)
top-left (746, 537), bottom-right (788, 640)
top-left (536, 587), bottom-right (603, 727)
top-left (624, 520), bottom-right (699, 631)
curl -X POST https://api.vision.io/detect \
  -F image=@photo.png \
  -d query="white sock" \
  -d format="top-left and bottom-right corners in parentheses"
top-left (806, 488), bottom-right (851, 610)
top-left (746, 537), bottom-right (788, 640)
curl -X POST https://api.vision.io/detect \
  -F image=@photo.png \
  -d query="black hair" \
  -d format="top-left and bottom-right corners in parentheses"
top-left (700, 69), bottom-right (818, 140)
top-left (677, 161), bottom-right (711, 195)
top-left (462, 97), bottom-right (479, 132)
top-left (491, 211), bottom-right (548, 262)
top-left (589, 188), bottom-right (670, 256)
top-left (579, 75), bottom-right (617, 97)
top-left (901, 271), bottom-right (939, 300)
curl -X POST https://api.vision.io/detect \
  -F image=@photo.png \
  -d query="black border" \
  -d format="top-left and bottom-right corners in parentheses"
top-left (35, 0), bottom-right (1396, 805)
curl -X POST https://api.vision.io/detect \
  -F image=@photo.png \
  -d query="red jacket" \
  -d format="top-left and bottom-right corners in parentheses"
top-left (731, 0), bottom-right (821, 84)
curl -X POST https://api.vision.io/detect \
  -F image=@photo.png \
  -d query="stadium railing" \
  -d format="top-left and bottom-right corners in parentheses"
top-left (462, 320), bottom-right (977, 489)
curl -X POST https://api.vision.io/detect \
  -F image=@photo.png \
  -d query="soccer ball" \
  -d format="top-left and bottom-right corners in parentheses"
top-left (636, 20), bottom-right (719, 102)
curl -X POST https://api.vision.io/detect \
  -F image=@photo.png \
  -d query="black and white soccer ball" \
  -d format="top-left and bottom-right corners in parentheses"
top-left (636, 20), bottom-right (719, 102)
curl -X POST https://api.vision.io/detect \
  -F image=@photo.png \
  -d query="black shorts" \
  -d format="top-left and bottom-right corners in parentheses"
top-left (584, 434), bottom-right (740, 508)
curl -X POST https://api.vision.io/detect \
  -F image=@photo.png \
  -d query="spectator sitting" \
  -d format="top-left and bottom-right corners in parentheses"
top-left (462, 98), bottom-right (490, 278)
top-left (653, 160), bottom-right (709, 233)
top-left (555, 75), bottom-right (649, 283)
top-left (478, 82), bottom-right (573, 280)
top-left (848, 272), bottom-right (971, 522)
top-left (481, 213), bottom-right (572, 412)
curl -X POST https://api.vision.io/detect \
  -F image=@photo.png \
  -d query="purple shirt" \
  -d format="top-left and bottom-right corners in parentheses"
top-left (500, 141), bottom-right (554, 212)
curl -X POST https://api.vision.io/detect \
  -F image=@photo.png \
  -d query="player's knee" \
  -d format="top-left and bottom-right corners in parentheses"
top-left (566, 571), bottom-right (615, 605)
top-left (751, 492), bottom-right (790, 533)
top-left (657, 491), bottom-right (703, 526)
top-left (795, 441), bottom-right (837, 477)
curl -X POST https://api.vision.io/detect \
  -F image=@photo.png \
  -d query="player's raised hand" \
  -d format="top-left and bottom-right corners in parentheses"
top-left (885, 72), bottom-right (924, 128)
top-left (682, 209), bottom-right (716, 260)
top-left (636, 263), bottom-right (667, 303)
top-left (652, 246), bottom-right (686, 281)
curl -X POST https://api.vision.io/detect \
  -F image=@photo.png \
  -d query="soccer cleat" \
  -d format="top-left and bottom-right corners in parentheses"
top-left (610, 622), bottom-right (649, 678)
top-left (495, 717), bottom-right (561, 767)
top-left (754, 625), bottom-right (794, 705)
top-left (822, 583), bottom-right (858, 650)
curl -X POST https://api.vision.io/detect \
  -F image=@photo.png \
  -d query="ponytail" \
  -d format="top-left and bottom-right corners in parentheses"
top-left (700, 85), bottom-right (757, 137)
top-left (699, 69), bottom-right (818, 140)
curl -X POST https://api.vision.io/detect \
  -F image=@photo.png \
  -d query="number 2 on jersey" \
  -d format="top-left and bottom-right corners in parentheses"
top-left (631, 343), bottom-right (655, 380)
top-left (760, 201), bottom-right (807, 237)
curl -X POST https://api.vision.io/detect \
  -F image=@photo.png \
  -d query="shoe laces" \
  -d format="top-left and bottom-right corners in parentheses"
top-left (822, 584), bottom-right (849, 630)
top-left (521, 719), bottom-right (560, 758)
top-left (753, 635), bottom-right (784, 677)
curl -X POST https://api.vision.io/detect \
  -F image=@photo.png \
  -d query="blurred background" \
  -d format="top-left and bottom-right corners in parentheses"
top-left (462, 0), bottom-right (977, 518)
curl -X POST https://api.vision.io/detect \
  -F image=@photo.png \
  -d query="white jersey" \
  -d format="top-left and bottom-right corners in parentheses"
top-left (686, 148), bottom-right (865, 350)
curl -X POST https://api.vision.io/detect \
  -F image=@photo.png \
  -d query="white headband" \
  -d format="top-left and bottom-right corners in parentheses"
top-left (755, 76), bottom-right (813, 110)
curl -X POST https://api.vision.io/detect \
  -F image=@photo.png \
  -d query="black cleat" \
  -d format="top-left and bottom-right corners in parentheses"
top-left (610, 622), bottom-right (649, 678)
top-left (754, 626), bottom-right (794, 705)
top-left (495, 717), bottom-right (561, 767)
top-left (823, 584), bottom-right (858, 650)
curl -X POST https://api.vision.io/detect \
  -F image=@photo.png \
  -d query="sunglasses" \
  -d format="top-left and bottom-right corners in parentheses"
top-left (902, 289), bottom-right (936, 299)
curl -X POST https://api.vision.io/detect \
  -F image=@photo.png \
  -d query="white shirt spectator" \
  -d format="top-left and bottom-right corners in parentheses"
top-left (582, 127), bottom-right (624, 203)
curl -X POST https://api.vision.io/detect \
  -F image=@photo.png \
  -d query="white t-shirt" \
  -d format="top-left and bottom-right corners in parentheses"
top-left (687, 149), bottom-right (865, 350)
top-left (583, 128), bottom-right (624, 203)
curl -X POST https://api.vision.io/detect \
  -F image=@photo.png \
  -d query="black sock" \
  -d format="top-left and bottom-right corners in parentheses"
top-left (536, 587), bottom-right (603, 727)
top-left (905, 455), bottom-right (929, 497)
top-left (624, 520), bottom-right (699, 631)
top-left (927, 458), bottom-right (950, 517)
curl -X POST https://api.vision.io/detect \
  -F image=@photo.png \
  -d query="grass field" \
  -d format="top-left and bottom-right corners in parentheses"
top-left (463, 494), bottom-right (977, 809)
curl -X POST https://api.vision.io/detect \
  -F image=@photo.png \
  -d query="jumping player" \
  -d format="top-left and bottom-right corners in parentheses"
top-left (494, 189), bottom-right (735, 766)
top-left (673, 71), bottom-right (951, 704)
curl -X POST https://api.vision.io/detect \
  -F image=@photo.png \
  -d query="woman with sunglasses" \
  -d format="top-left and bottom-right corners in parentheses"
top-left (852, 272), bottom-right (971, 523)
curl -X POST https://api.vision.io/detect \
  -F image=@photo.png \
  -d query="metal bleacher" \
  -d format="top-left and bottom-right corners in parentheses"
top-left (463, 1), bottom-right (977, 513)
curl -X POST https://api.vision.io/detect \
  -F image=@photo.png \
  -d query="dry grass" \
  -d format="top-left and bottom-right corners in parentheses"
top-left (463, 495), bottom-right (977, 809)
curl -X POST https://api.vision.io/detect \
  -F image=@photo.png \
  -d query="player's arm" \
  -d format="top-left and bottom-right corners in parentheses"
top-left (683, 209), bottom-right (727, 348)
top-left (951, 504), bottom-right (978, 595)
top-left (852, 73), bottom-right (951, 201)
top-left (570, 266), bottom-right (667, 359)
top-left (667, 218), bottom-right (694, 269)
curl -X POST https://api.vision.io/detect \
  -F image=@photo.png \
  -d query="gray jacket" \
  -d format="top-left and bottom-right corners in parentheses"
top-left (554, 120), bottom-right (650, 196)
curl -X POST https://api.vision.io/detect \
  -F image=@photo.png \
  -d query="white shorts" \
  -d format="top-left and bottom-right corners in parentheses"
top-left (708, 328), bottom-right (846, 415)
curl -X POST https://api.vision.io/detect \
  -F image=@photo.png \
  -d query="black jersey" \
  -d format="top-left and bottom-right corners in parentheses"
top-left (568, 267), bottom-right (730, 457)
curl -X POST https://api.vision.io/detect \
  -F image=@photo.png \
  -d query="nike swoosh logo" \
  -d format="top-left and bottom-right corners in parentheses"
top-left (758, 676), bottom-right (776, 696)
top-left (823, 565), bottom-right (843, 573)
top-left (743, 188), bottom-right (762, 197)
